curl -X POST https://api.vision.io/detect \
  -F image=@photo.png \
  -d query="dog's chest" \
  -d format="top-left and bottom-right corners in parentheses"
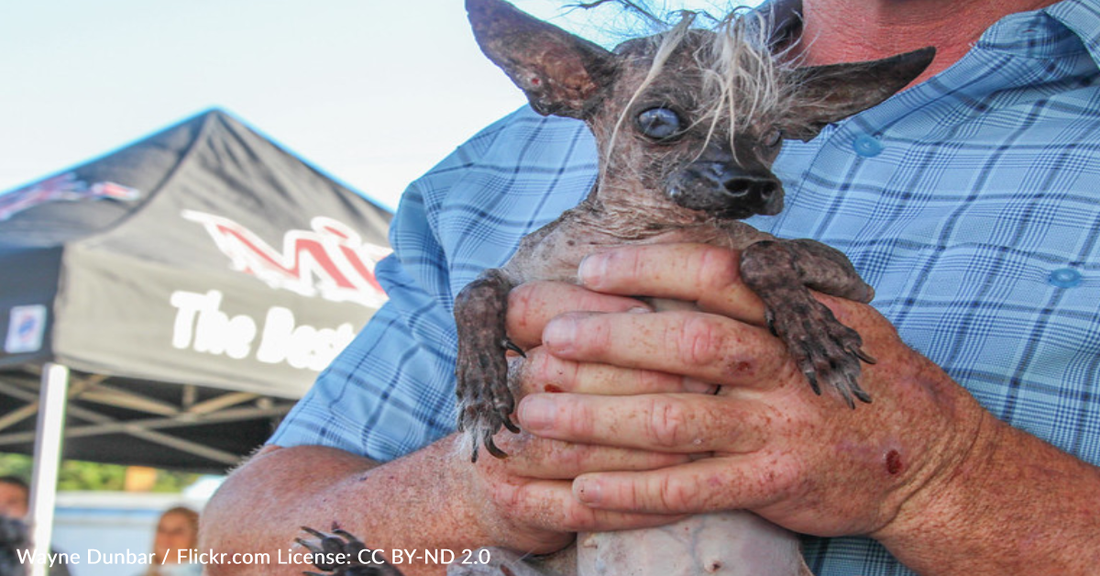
top-left (500, 204), bottom-right (771, 285)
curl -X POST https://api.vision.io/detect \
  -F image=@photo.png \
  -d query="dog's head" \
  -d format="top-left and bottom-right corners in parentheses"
top-left (467, 0), bottom-right (933, 220)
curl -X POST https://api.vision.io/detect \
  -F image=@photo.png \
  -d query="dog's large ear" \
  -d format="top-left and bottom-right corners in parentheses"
top-left (778, 47), bottom-right (936, 141)
top-left (467, 0), bottom-right (617, 119)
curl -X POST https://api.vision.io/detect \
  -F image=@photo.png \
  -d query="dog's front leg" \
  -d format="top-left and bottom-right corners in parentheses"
top-left (455, 268), bottom-right (523, 462)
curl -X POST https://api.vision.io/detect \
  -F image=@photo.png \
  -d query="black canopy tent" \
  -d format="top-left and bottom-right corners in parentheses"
top-left (0, 109), bottom-right (392, 561)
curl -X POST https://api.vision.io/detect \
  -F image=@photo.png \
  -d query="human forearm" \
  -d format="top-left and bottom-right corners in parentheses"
top-left (876, 410), bottom-right (1100, 575)
top-left (199, 440), bottom-right (489, 576)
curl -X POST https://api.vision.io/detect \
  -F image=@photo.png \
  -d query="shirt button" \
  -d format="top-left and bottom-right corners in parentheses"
top-left (853, 134), bottom-right (884, 157)
top-left (1048, 268), bottom-right (1083, 288)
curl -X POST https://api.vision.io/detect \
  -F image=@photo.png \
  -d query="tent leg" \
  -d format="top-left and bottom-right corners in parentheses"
top-left (28, 362), bottom-right (69, 576)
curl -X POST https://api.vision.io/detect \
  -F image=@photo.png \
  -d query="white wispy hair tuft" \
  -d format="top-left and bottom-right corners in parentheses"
top-left (698, 8), bottom-right (803, 160)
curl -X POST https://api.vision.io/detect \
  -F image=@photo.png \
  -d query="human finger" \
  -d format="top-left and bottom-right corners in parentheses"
top-left (496, 477), bottom-right (688, 533)
top-left (578, 244), bottom-right (766, 324)
top-left (541, 310), bottom-right (793, 389)
top-left (516, 392), bottom-right (769, 454)
top-left (513, 349), bottom-right (717, 396)
top-left (569, 456), bottom-right (793, 515)
top-left (506, 281), bottom-right (650, 348)
top-left (484, 430), bottom-right (691, 479)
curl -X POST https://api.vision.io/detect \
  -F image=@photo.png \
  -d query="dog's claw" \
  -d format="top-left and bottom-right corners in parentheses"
top-left (485, 436), bottom-right (509, 459)
top-left (765, 310), bottom-right (778, 337)
top-left (503, 338), bottom-right (526, 358)
top-left (806, 371), bottom-right (822, 396)
top-left (296, 538), bottom-right (323, 555)
top-left (850, 381), bottom-right (873, 404)
top-left (851, 346), bottom-right (877, 365)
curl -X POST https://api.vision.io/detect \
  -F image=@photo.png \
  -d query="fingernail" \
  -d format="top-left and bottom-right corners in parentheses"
top-left (519, 395), bottom-right (557, 431)
top-left (574, 477), bottom-right (602, 504)
top-left (543, 316), bottom-right (577, 355)
top-left (578, 253), bottom-right (607, 288)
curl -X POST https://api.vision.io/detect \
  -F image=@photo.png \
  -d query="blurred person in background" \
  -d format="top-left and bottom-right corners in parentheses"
top-left (141, 506), bottom-right (201, 576)
top-left (0, 476), bottom-right (68, 576)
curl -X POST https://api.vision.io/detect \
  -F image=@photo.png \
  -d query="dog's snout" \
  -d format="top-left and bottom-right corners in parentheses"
top-left (720, 171), bottom-right (783, 216)
top-left (669, 161), bottom-right (784, 219)
top-left (724, 176), bottom-right (778, 200)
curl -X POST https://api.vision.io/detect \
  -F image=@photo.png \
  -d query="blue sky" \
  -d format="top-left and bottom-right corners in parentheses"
top-left (0, 0), bottom-right (756, 211)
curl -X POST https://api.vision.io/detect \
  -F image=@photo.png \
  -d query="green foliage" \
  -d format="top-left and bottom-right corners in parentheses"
top-left (55, 460), bottom-right (126, 491)
top-left (0, 454), bottom-right (31, 481)
top-left (0, 453), bottom-right (199, 493)
top-left (142, 468), bottom-right (202, 493)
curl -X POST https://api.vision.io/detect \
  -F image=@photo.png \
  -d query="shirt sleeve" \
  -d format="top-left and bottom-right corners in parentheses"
top-left (268, 107), bottom-right (596, 461)
top-left (267, 115), bottom-right (517, 461)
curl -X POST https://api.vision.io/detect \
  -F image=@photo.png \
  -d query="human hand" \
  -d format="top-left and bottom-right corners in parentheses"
top-left (452, 280), bottom-right (694, 553)
top-left (511, 242), bottom-right (996, 539)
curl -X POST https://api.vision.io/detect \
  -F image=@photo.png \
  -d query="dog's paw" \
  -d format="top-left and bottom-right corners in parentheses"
top-left (454, 271), bottom-right (522, 462)
top-left (296, 526), bottom-right (405, 576)
top-left (766, 299), bottom-right (874, 408)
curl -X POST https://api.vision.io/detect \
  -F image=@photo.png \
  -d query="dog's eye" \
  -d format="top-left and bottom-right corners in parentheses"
top-left (636, 107), bottom-right (682, 140)
top-left (763, 128), bottom-right (782, 148)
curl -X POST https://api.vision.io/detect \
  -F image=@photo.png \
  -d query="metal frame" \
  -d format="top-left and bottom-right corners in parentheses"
top-left (0, 364), bottom-right (294, 571)
top-left (0, 371), bottom-right (291, 465)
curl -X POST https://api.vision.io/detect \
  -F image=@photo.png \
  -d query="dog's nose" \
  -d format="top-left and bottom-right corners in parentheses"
top-left (722, 174), bottom-right (782, 215)
top-left (724, 175), bottom-right (777, 198)
top-left (668, 161), bottom-right (785, 218)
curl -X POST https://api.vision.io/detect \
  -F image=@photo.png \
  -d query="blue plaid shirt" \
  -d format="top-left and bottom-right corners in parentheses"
top-left (271, 1), bottom-right (1100, 573)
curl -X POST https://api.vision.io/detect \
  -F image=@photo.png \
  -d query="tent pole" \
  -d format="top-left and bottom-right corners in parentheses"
top-left (28, 362), bottom-right (69, 576)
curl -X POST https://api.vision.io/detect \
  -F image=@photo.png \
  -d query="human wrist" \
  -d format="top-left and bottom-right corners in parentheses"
top-left (341, 435), bottom-right (498, 576)
top-left (872, 404), bottom-right (1100, 575)
top-left (414, 434), bottom-right (499, 546)
top-left (870, 402), bottom-right (1004, 570)
top-left (853, 346), bottom-right (1007, 573)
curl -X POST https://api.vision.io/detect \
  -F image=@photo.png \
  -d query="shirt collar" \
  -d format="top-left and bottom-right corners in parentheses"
top-left (1044, 0), bottom-right (1100, 68)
